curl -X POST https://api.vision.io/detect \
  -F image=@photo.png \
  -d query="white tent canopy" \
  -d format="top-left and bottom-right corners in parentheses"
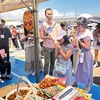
top-left (0, 0), bottom-right (47, 12)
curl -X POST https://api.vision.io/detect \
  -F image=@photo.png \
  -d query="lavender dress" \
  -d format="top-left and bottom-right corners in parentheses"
top-left (75, 29), bottom-right (93, 86)
top-left (54, 44), bottom-right (74, 85)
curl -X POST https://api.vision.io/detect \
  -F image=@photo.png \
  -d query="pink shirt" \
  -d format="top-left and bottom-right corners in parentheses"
top-left (40, 21), bottom-right (61, 48)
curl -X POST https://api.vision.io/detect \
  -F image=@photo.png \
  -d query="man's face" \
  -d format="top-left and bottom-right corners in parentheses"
top-left (0, 22), bottom-right (5, 28)
top-left (45, 10), bottom-right (53, 21)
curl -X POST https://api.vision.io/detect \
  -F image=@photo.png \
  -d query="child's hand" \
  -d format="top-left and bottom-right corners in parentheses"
top-left (55, 44), bottom-right (61, 50)
top-left (27, 34), bottom-right (31, 37)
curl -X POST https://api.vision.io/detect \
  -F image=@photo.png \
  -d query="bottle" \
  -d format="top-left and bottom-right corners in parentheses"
top-left (79, 51), bottom-right (84, 63)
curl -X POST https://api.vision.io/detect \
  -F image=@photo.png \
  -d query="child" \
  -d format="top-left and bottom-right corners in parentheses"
top-left (54, 30), bottom-right (74, 85)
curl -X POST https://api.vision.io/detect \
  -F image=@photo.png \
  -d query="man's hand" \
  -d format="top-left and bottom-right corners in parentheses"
top-left (47, 35), bottom-right (52, 39)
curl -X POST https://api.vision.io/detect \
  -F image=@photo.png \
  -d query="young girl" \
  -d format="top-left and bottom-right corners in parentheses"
top-left (53, 30), bottom-right (74, 85)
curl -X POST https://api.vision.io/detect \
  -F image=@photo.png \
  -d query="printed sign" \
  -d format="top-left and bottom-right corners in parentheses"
top-left (23, 10), bottom-right (33, 31)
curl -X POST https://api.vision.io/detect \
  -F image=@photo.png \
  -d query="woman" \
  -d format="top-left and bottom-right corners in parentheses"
top-left (73, 17), bottom-right (93, 92)
top-left (20, 28), bottom-right (43, 75)
top-left (54, 30), bottom-right (74, 85)
top-left (93, 24), bottom-right (100, 67)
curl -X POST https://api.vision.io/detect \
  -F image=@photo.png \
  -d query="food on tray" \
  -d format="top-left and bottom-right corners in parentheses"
top-left (7, 89), bottom-right (31, 100)
top-left (40, 84), bottom-right (65, 98)
top-left (36, 91), bottom-right (48, 99)
top-left (39, 78), bottom-right (59, 88)
top-left (39, 76), bottom-right (67, 89)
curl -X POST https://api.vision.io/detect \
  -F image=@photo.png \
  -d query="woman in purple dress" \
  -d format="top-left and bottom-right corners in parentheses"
top-left (73, 17), bottom-right (93, 92)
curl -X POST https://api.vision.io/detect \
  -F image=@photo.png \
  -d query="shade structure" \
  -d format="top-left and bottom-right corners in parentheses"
top-left (89, 16), bottom-right (100, 23)
top-left (0, 0), bottom-right (47, 12)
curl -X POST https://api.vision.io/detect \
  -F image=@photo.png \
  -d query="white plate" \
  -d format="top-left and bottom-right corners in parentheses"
top-left (6, 87), bottom-right (51, 100)
top-left (0, 98), bottom-right (5, 100)
top-left (5, 87), bottom-right (31, 100)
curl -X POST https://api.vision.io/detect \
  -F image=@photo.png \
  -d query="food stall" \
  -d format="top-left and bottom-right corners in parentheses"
top-left (0, 75), bottom-right (92, 100)
top-left (0, 1), bottom-right (94, 100)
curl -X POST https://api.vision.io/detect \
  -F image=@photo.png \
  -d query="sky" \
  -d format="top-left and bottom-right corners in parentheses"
top-left (1, 0), bottom-right (100, 21)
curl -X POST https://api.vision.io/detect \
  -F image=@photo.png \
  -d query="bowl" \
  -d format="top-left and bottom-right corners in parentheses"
top-left (5, 87), bottom-right (32, 100)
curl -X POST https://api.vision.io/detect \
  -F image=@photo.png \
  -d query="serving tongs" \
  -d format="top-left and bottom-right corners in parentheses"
top-left (15, 76), bottom-right (38, 100)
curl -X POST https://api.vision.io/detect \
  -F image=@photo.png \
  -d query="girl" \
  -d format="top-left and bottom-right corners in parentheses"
top-left (54, 30), bottom-right (74, 85)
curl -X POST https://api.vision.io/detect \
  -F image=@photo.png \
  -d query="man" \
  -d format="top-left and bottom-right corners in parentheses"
top-left (40, 8), bottom-right (61, 76)
top-left (0, 19), bottom-right (12, 61)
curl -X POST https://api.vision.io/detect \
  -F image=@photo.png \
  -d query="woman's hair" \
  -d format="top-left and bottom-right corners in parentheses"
top-left (77, 17), bottom-right (88, 28)
top-left (60, 23), bottom-right (65, 28)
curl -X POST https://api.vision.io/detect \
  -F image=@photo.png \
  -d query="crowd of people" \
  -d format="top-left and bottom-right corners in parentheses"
top-left (0, 8), bottom-right (100, 93)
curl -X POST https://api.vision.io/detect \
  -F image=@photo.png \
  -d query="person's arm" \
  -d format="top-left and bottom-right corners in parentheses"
top-left (40, 25), bottom-right (51, 40)
top-left (27, 34), bottom-right (34, 38)
top-left (19, 29), bottom-right (24, 34)
top-left (7, 28), bottom-right (12, 46)
top-left (78, 39), bottom-right (91, 49)
top-left (8, 37), bottom-right (12, 47)
top-left (20, 35), bottom-right (28, 42)
top-left (59, 47), bottom-right (72, 60)
top-left (55, 44), bottom-right (72, 60)
top-left (55, 44), bottom-right (59, 58)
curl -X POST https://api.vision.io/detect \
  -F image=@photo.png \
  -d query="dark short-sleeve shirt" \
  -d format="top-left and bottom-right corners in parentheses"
top-left (0, 27), bottom-right (11, 49)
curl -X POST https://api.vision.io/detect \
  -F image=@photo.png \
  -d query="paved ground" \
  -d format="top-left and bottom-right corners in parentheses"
top-left (10, 47), bottom-right (25, 61)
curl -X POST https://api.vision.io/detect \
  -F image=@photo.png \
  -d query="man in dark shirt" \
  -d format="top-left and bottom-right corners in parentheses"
top-left (0, 19), bottom-right (12, 61)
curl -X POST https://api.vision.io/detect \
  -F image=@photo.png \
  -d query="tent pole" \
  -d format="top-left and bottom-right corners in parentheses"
top-left (31, 0), bottom-right (40, 83)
